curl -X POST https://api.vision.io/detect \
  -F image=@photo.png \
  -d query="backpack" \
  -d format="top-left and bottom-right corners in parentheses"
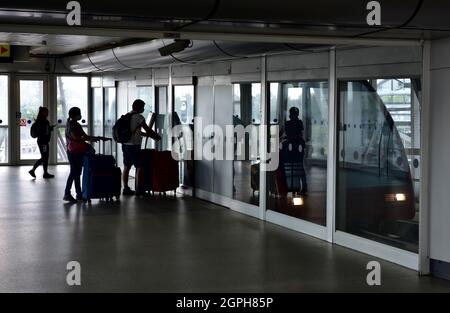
top-left (113, 113), bottom-right (137, 143)
top-left (30, 122), bottom-right (39, 139)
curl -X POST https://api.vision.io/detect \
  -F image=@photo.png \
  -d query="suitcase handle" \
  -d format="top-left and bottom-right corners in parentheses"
top-left (96, 138), bottom-right (113, 155)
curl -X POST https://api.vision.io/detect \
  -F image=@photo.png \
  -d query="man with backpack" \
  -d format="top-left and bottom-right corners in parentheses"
top-left (114, 99), bottom-right (161, 196)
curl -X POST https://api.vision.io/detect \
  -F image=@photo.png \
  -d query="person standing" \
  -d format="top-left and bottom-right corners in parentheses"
top-left (281, 107), bottom-right (308, 195)
top-left (64, 107), bottom-right (107, 202)
top-left (122, 99), bottom-right (160, 196)
top-left (29, 107), bottom-right (55, 179)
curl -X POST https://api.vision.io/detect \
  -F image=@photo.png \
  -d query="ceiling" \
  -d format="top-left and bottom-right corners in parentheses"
top-left (0, 0), bottom-right (449, 71)
top-left (0, 32), bottom-right (142, 55)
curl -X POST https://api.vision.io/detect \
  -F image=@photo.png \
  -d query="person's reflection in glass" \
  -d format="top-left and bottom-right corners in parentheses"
top-left (280, 107), bottom-right (308, 195)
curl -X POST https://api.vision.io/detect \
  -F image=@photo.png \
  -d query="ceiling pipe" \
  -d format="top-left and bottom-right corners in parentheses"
top-left (62, 40), bottom-right (296, 73)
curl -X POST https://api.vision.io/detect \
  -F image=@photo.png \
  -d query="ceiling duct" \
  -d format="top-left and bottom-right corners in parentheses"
top-left (62, 40), bottom-right (309, 73)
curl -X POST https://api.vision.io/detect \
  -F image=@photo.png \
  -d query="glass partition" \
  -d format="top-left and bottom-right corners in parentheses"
top-left (104, 87), bottom-right (116, 156)
top-left (336, 79), bottom-right (420, 253)
top-left (155, 86), bottom-right (169, 151)
top-left (0, 76), bottom-right (8, 164)
top-left (173, 85), bottom-right (194, 190)
top-left (232, 83), bottom-right (261, 206)
top-left (56, 76), bottom-right (88, 163)
top-left (92, 87), bottom-right (103, 138)
top-left (267, 81), bottom-right (329, 226)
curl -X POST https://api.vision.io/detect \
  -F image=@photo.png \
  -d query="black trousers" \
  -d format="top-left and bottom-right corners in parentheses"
top-left (32, 142), bottom-right (50, 173)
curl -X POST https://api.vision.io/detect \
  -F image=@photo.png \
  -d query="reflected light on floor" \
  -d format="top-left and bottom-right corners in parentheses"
top-left (395, 193), bottom-right (406, 202)
top-left (293, 196), bottom-right (304, 206)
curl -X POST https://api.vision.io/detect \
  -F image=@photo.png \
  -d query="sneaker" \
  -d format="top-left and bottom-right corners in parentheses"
top-left (43, 173), bottom-right (55, 179)
top-left (63, 194), bottom-right (77, 203)
top-left (29, 170), bottom-right (36, 178)
top-left (123, 187), bottom-right (135, 196)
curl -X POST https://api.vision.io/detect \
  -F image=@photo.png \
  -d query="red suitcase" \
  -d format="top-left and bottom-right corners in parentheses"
top-left (151, 150), bottom-right (179, 194)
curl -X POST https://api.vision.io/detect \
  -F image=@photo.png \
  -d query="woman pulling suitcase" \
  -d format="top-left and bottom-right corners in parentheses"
top-left (64, 107), bottom-right (109, 202)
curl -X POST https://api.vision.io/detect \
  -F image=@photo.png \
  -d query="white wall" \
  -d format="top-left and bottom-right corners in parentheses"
top-left (430, 37), bottom-right (450, 263)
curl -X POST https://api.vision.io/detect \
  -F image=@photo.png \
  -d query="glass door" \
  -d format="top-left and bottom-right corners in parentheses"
top-left (17, 77), bottom-right (48, 163)
top-left (232, 83), bottom-right (261, 207)
top-left (266, 81), bottom-right (329, 227)
top-left (173, 85), bottom-right (195, 193)
top-left (336, 78), bottom-right (420, 253)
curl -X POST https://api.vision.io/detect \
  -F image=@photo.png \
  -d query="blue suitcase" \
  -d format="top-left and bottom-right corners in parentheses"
top-left (82, 142), bottom-right (121, 202)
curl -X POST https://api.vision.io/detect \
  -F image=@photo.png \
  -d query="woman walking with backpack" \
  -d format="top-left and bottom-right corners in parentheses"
top-left (29, 107), bottom-right (55, 179)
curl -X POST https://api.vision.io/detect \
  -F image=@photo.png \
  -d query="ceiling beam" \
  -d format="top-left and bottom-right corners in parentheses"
top-left (0, 24), bottom-right (423, 47)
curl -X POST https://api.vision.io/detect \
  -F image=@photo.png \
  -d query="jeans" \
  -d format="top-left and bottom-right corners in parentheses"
top-left (65, 152), bottom-right (84, 196)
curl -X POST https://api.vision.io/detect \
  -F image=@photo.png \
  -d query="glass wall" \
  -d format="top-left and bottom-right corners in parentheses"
top-left (92, 87), bottom-right (103, 138)
top-left (155, 86), bottom-right (169, 151)
top-left (232, 83), bottom-right (261, 206)
top-left (173, 85), bottom-right (194, 189)
top-left (56, 76), bottom-right (88, 163)
top-left (104, 87), bottom-right (117, 156)
top-left (0, 76), bottom-right (8, 164)
top-left (267, 81), bottom-right (329, 226)
top-left (336, 78), bottom-right (420, 253)
top-left (138, 86), bottom-right (153, 124)
top-left (137, 86), bottom-right (154, 149)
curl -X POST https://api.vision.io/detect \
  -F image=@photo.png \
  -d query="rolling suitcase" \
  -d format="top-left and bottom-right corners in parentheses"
top-left (135, 138), bottom-right (154, 194)
top-left (276, 141), bottom-right (306, 195)
top-left (151, 150), bottom-right (179, 194)
top-left (82, 141), bottom-right (121, 202)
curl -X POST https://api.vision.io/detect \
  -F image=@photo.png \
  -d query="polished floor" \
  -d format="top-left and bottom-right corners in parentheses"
top-left (0, 166), bottom-right (449, 292)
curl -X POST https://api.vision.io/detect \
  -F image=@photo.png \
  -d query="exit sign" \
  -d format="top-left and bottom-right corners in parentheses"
top-left (0, 44), bottom-right (13, 63)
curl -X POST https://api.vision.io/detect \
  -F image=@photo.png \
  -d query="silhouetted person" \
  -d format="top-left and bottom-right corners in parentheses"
top-left (64, 107), bottom-right (106, 202)
top-left (122, 99), bottom-right (161, 196)
top-left (281, 107), bottom-right (308, 194)
top-left (29, 107), bottom-right (55, 179)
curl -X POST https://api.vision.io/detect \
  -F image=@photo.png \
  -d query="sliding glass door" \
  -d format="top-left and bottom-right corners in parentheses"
top-left (336, 78), bottom-right (420, 253)
top-left (266, 81), bottom-right (329, 226)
